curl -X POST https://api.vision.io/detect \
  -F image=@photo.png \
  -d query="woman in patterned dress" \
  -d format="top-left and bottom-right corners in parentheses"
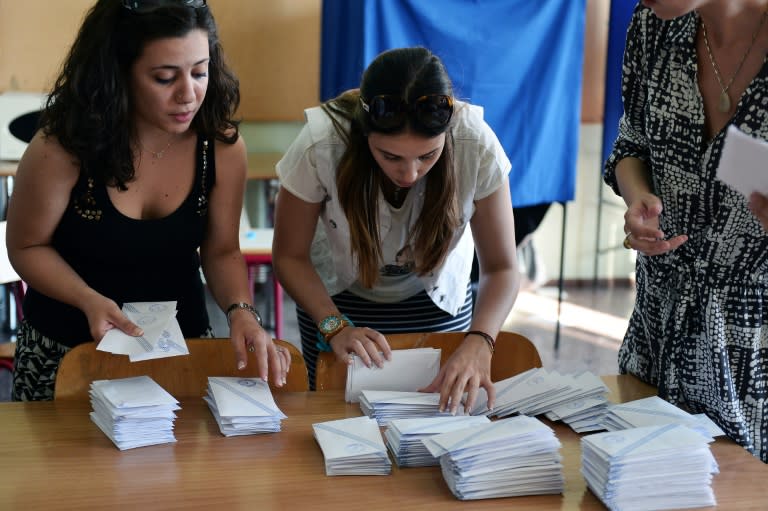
top-left (605, 0), bottom-right (768, 461)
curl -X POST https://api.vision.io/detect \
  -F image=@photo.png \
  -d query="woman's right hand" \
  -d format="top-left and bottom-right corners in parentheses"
top-left (329, 326), bottom-right (392, 368)
top-left (624, 192), bottom-right (687, 256)
top-left (81, 293), bottom-right (143, 342)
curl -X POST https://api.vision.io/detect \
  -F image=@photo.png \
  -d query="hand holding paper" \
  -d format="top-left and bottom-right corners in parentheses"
top-left (97, 301), bottom-right (189, 361)
top-left (716, 125), bottom-right (768, 198)
top-left (345, 348), bottom-right (441, 403)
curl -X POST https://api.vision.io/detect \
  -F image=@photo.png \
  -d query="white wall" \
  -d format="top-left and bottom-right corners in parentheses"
top-left (528, 123), bottom-right (636, 282)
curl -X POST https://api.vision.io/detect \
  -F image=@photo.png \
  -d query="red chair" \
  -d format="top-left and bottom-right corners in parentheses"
top-left (240, 227), bottom-right (283, 339)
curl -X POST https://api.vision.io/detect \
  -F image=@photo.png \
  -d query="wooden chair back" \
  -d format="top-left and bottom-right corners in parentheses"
top-left (314, 331), bottom-right (542, 391)
top-left (54, 338), bottom-right (308, 400)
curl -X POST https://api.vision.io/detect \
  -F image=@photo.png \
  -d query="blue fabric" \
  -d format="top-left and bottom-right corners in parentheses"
top-left (320, 0), bottom-right (586, 206)
top-left (601, 0), bottom-right (637, 166)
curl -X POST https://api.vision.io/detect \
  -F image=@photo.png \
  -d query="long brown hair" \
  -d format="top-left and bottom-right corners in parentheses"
top-left (321, 47), bottom-right (460, 288)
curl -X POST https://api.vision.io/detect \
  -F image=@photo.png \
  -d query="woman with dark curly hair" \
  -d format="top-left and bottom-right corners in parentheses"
top-left (6, 0), bottom-right (289, 400)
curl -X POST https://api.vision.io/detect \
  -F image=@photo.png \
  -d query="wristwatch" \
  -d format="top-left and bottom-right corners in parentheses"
top-left (225, 302), bottom-right (262, 327)
top-left (317, 314), bottom-right (352, 341)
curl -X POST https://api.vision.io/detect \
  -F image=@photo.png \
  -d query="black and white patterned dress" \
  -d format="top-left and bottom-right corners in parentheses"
top-left (605, 6), bottom-right (768, 462)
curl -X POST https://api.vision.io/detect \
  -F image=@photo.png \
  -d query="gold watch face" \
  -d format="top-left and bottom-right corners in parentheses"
top-left (319, 315), bottom-right (342, 334)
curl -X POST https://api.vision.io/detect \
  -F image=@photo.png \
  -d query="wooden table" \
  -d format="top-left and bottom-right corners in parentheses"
top-left (1, 375), bottom-right (765, 510)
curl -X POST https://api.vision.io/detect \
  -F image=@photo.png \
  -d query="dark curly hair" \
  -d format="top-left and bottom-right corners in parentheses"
top-left (40, 0), bottom-right (240, 189)
top-left (320, 47), bottom-right (460, 288)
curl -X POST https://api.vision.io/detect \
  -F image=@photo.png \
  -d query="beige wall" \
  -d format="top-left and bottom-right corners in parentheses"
top-left (0, 0), bottom-right (608, 122)
top-left (0, 0), bottom-right (321, 121)
top-left (0, 0), bottom-right (625, 281)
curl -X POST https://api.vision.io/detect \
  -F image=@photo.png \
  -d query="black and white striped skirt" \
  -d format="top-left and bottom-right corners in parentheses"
top-left (297, 283), bottom-right (473, 389)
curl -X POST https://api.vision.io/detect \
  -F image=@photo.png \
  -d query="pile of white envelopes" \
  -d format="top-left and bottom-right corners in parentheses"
top-left (90, 375), bottom-right (179, 450)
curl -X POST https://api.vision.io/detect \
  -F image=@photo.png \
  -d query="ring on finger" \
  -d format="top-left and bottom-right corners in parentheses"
top-left (247, 344), bottom-right (255, 353)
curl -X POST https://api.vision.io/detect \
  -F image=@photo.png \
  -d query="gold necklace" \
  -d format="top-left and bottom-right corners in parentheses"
top-left (143, 137), bottom-right (175, 159)
top-left (700, 10), bottom-right (768, 113)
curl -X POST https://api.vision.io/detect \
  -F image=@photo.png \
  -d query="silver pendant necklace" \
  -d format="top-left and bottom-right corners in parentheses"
top-left (700, 10), bottom-right (768, 113)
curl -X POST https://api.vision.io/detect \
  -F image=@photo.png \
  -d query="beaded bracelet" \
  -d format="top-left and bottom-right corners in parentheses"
top-left (225, 302), bottom-right (262, 327)
top-left (465, 330), bottom-right (495, 354)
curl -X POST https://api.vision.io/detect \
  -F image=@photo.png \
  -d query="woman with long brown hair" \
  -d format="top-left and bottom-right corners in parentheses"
top-left (273, 47), bottom-right (520, 412)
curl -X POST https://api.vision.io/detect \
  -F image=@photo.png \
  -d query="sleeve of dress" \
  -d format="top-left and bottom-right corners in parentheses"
top-left (603, 5), bottom-right (652, 196)
top-left (275, 121), bottom-right (326, 204)
top-left (471, 112), bottom-right (512, 201)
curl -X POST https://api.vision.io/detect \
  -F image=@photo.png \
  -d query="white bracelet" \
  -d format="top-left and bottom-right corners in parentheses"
top-left (225, 302), bottom-right (262, 327)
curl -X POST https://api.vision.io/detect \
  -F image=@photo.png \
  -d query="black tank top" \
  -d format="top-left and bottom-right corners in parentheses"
top-left (23, 135), bottom-right (215, 347)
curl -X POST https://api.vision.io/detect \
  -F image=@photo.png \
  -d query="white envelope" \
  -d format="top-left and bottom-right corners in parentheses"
top-left (423, 415), bottom-right (555, 458)
top-left (604, 396), bottom-right (725, 437)
top-left (90, 375), bottom-right (179, 409)
top-left (97, 301), bottom-right (189, 360)
top-left (345, 348), bottom-right (441, 403)
top-left (360, 389), bottom-right (447, 408)
top-left (716, 124), bottom-right (768, 198)
top-left (583, 423), bottom-right (715, 460)
top-left (207, 376), bottom-right (286, 419)
top-left (389, 415), bottom-right (490, 436)
top-left (312, 416), bottom-right (389, 461)
top-left (130, 313), bottom-right (189, 362)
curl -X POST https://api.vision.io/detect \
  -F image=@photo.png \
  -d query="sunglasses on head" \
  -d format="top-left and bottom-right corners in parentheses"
top-left (122, 0), bottom-right (206, 13)
top-left (360, 94), bottom-right (454, 131)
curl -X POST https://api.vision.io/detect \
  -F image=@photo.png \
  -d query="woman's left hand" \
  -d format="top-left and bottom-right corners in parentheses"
top-left (228, 309), bottom-right (291, 387)
top-left (749, 192), bottom-right (768, 231)
top-left (420, 335), bottom-right (494, 415)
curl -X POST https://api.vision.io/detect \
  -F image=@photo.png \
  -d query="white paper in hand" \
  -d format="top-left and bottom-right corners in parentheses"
top-left (97, 301), bottom-right (189, 361)
top-left (716, 125), bottom-right (768, 198)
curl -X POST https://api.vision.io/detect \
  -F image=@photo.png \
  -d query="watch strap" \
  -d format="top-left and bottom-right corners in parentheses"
top-left (315, 314), bottom-right (354, 352)
top-left (225, 302), bottom-right (262, 327)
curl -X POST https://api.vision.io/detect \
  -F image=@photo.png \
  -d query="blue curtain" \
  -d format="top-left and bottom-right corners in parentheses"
top-left (320, 0), bottom-right (587, 207)
top-left (601, 0), bottom-right (637, 167)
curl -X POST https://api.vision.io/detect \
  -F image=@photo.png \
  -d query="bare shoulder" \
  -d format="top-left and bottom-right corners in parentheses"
top-left (213, 132), bottom-right (247, 177)
top-left (15, 131), bottom-right (80, 187)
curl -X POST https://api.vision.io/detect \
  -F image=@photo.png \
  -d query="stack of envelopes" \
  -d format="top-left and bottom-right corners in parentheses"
top-left (423, 415), bottom-right (564, 500)
top-left (312, 416), bottom-right (392, 476)
top-left (544, 395), bottom-right (610, 433)
top-left (384, 416), bottom-right (490, 467)
top-left (204, 376), bottom-right (287, 436)
top-left (472, 369), bottom-right (610, 432)
top-left (359, 390), bottom-right (462, 426)
top-left (601, 396), bottom-right (725, 438)
top-left (89, 375), bottom-right (180, 450)
top-left (582, 424), bottom-right (719, 510)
